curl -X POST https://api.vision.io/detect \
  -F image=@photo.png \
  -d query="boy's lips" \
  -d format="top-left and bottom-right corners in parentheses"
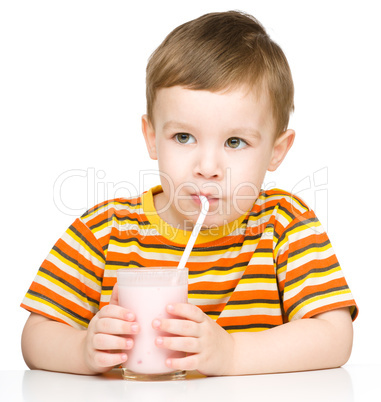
top-left (191, 193), bottom-right (220, 205)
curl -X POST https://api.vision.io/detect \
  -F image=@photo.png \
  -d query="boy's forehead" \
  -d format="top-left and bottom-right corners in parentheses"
top-left (152, 85), bottom-right (276, 137)
top-left (153, 84), bottom-right (270, 115)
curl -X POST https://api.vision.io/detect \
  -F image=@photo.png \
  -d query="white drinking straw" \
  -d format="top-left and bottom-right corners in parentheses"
top-left (177, 196), bottom-right (210, 270)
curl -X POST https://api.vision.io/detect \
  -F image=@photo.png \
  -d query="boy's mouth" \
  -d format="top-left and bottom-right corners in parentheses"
top-left (190, 193), bottom-right (220, 205)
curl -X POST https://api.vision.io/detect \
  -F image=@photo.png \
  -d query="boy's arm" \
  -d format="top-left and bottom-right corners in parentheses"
top-left (21, 285), bottom-right (139, 375)
top-left (22, 313), bottom-right (95, 374)
top-left (229, 307), bottom-right (353, 375)
top-left (154, 305), bottom-right (353, 376)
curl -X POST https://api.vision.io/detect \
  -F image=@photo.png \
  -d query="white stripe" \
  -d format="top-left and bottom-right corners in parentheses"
top-left (188, 296), bottom-right (231, 306)
top-left (219, 306), bottom-right (282, 318)
top-left (233, 281), bottom-right (279, 292)
top-left (188, 270), bottom-right (245, 284)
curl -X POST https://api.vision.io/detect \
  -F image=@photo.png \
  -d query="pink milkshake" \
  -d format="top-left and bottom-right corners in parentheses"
top-left (117, 268), bottom-right (188, 381)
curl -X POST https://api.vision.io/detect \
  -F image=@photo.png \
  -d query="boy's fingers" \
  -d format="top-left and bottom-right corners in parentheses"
top-left (97, 304), bottom-right (135, 322)
top-left (93, 333), bottom-right (134, 351)
top-left (155, 336), bottom-right (200, 354)
top-left (109, 283), bottom-right (119, 306)
top-left (96, 317), bottom-right (140, 335)
top-left (166, 355), bottom-right (199, 371)
top-left (153, 317), bottom-right (200, 337)
top-left (166, 303), bottom-right (205, 323)
top-left (93, 351), bottom-right (128, 369)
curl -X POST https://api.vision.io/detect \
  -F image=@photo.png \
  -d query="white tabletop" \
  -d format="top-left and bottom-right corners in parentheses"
top-left (1, 365), bottom-right (380, 402)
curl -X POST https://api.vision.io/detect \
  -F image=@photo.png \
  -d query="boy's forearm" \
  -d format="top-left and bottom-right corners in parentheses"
top-left (228, 308), bottom-right (353, 375)
top-left (22, 313), bottom-right (93, 375)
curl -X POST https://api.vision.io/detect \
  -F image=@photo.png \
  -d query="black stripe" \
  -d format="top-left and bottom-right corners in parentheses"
top-left (273, 226), bottom-right (281, 241)
top-left (89, 215), bottom-right (149, 231)
top-left (204, 311), bottom-right (222, 316)
top-left (109, 236), bottom-right (184, 251)
top-left (278, 204), bottom-right (296, 221)
top-left (110, 236), bottom-right (248, 254)
top-left (52, 245), bottom-right (103, 283)
top-left (40, 267), bottom-right (99, 306)
top-left (254, 247), bottom-right (274, 254)
top-left (188, 287), bottom-right (236, 295)
top-left (288, 239), bottom-right (331, 259)
top-left (82, 199), bottom-right (142, 218)
top-left (284, 262), bottom-right (340, 288)
top-left (222, 323), bottom-right (275, 331)
top-left (68, 224), bottom-right (105, 262)
top-left (277, 216), bottom-right (319, 246)
top-left (106, 260), bottom-right (134, 267)
top-left (286, 285), bottom-right (350, 317)
top-left (247, 203), bottom-right (295, 222)
top-left (276, 236), bottom-right (331, 272)
top-left (188, 261), bottom-right (248, 276)
top-left (241, 273), bottom-right (275, 280)
top-left (261, 190), bottom-right (310, 211)
top-left (102, 286), bottom-right (114, 292)
top-left (246, 204), bottom-right (281, 218)
top-left (244, 226), bottom-right (280, 242)
top-left (27, 290), bottom-right (90, 325)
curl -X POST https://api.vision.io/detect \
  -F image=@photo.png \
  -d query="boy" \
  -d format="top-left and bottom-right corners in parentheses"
top-left (21, 11), bottom-right (357, 376)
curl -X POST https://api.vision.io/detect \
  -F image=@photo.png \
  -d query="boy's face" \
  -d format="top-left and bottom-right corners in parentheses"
top-left (142, 86), bottom-right (294, 230)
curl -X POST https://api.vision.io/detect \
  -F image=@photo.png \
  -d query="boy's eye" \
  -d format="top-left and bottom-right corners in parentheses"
top-left (226, 137), bottom-right (247, 149)
top-left (174, 133), bottom-right (195, 144)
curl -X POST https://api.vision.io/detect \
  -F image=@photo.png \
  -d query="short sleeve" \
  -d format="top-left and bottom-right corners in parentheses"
top-left (21, 218), bottom-right (106, 329)
top-left (275, 210), bottom-right (358, 322)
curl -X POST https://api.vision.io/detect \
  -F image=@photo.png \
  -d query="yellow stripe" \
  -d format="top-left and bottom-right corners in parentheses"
top-left (189, 268), bottom-right (244, 278)
top-left (225, 302), bottom-right (280, 310)
top-left (277, 208), bottom-right (295, 226)
top-left (240, 277), bottom-right (276, 284)
top-left (188, 293), bottom-right (233, 300)
top-left (226, 327), bottom-right (267, 333)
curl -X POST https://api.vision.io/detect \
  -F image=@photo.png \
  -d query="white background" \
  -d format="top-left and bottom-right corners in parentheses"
top-left (0, 0), bottom-right (380, 370)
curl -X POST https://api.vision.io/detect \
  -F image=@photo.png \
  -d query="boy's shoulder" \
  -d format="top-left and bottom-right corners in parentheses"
top-left (79, 193), bottom-right (145, 230)
top-left (250, 188), bottom-right (313, 231)
top-left (257, 188), bottom-right (310, 214)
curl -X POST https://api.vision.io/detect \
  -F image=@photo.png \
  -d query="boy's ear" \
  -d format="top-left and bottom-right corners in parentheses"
top-left (267, 129), bottom-right (295, 172)
top-left (141, 114), bottom-right (158, 160)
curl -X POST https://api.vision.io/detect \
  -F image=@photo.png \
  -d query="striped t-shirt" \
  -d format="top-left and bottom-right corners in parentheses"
top-left (21, 186), bottom-right (358, 332)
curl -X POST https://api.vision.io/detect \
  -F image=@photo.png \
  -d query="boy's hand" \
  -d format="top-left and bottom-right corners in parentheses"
top-left (82, 284), bottom-right (139, 374)
top-left (152, 303), bottom-right (235, 376)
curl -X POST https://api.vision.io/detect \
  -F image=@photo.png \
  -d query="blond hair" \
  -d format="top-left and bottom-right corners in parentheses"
top-left (146, 11), bottom-right (294, 137)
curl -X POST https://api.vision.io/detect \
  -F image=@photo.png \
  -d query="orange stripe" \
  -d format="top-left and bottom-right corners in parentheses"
top-left (20, 304), bottom-right (71, 326)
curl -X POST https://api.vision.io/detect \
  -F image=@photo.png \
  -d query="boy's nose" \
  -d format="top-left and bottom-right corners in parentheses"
top-left (193, 149), bottom-right (223, 180)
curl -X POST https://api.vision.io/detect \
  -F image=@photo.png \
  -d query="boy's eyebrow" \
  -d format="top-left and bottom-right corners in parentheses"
top-left (162, 120), bottom-right (195, 131)
top-left (162, 120), bottom-right (262, 139)
top-left (228, 127), bottom-right (262, 140)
